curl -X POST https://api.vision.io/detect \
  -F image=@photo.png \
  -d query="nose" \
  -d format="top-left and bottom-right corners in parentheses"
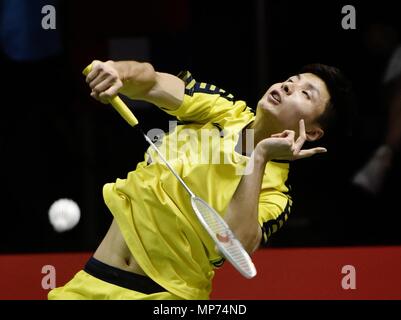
top-left (281, 82), bottom-right (293, 95)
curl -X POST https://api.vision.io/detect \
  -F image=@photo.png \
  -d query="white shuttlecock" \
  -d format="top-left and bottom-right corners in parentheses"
top-left (48, 198), bottom-right (81, 232)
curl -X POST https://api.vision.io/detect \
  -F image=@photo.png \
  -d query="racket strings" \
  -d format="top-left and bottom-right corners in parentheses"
top-left (192, 198), bottom-right (256, 277)
top-left (193, 198), bottom-right (227, 233)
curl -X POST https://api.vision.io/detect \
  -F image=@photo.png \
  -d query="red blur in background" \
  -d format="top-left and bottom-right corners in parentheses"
top-left (0, 246), bottom-right (400, 300)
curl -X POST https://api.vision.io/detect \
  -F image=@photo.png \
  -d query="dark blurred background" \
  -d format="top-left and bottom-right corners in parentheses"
top-left (1, 0), bottom-right (400, 253)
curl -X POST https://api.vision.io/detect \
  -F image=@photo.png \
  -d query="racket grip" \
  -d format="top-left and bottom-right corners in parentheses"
top-left (82, 64), bottom-right (139, 127)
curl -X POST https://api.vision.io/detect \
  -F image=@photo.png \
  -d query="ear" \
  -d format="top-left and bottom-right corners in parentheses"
top-left (306, 127), bottom-right (324, 142)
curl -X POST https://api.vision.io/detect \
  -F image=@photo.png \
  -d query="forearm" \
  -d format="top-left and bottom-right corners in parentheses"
top-left (224, 120), bottom-right (325, 254)
top-left (224, 150), bottom-right (267, 254)
top-left (113, 61), bottom-right (157, 99)
top-left (114, 61), bottom-right (184, 110)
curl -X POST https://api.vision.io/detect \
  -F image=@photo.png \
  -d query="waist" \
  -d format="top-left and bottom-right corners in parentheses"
top-left (93, 218), bottom-right (147, 276)
top-left (84, 257), bottom-right (166, 294)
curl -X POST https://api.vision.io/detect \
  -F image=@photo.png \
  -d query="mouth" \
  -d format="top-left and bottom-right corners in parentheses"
top-left (268, 90), bottom-right (281, 105)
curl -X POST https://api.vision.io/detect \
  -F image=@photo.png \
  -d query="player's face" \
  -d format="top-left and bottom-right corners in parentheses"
top-left (257, 73), bottom-right (330, 134)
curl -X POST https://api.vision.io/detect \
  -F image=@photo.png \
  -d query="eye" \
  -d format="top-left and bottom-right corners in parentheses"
top-left (302, 90), bottom-right (310, 99)
top-left (287, 78), bottom-right (293, 83)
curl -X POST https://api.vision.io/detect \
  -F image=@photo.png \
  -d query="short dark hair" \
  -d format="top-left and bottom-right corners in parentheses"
top-left (299, 63), bottom-right (356, 138)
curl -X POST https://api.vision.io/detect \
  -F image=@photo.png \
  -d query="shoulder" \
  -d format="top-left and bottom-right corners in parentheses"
top-left (178, 70), bottom-right (235, 102)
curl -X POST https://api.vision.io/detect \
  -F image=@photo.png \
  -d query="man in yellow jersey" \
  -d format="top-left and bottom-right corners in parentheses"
top-left (49, 60), bottom-right (353, 299)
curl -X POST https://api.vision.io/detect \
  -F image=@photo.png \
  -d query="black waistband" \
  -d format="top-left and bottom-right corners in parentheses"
top-left (84, 257), bottom-right (166, 294)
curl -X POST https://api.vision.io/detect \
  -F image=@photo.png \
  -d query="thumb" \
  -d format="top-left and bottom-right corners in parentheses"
top-left (271, 132), bottom-right (286, 138)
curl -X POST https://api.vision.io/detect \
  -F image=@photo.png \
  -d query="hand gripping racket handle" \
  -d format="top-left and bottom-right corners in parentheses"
top-left (82, 64), bottom-right (139, 127)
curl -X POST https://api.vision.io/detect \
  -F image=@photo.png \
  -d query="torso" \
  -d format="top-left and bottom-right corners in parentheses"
top-left (93, 219), bottom-right (146, 276)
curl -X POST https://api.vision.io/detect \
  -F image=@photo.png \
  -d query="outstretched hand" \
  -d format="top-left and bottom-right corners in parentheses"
top-left (256, 119), bottom-right (327, 162)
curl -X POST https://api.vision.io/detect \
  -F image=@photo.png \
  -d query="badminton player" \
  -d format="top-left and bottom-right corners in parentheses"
top-left (48, 60), bottom-right (353, 299)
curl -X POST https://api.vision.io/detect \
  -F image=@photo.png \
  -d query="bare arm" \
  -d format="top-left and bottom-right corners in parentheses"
top-left (224, 120), bottom-right (327, 254)
top-left (223, 149), bottom-right (267, 254)
top-left (85, 60), bottom-right (185, 111)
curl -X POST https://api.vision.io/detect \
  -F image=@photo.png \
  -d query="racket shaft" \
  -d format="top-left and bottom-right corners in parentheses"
top-left (143, 134), bottom-right (195, 197)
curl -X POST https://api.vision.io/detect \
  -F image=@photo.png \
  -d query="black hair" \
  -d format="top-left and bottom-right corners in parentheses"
top-left (299, 63), bottom-right (356, 139)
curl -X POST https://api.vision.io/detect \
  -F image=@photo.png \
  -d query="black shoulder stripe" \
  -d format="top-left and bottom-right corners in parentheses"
top-left (177, 70), bottom-right (193, 84)
top-left (177, 70), bottom-right (235, 101)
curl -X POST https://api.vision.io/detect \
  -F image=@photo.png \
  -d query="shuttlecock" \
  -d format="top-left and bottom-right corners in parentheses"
top-left (48, 198), bottom-right (81, 232)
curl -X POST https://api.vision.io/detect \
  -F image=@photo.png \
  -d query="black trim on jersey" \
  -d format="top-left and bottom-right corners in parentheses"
top-left (218, 90), bottom-right (235, 102)
top-left (177, 120), bottom-right (192, 126)
top-left (192, 82), bottom-right (220, 95)
top-left (271, 159), bottom-right (290, 164)
top-left (177, 70), bottom-right (194, 84)
top-left (244, 105), bottom-right (256, 113)
top-left (184, 86), bottom-right (195, 96)
top-left (178, 70), bottom-right (235, 102)
top-left (212, 257), bottom-right (226, 268)
top-left (260, 197), bottom-right (292, 247)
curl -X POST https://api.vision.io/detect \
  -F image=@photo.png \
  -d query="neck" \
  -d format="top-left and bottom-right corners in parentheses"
top-left (240, 117), bottom-right (279, 154)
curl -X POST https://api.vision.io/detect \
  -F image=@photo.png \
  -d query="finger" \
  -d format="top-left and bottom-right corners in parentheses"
top-left (99, 84), bottom-right (120, 101)
top-left (99, 96), bottom-right (109, 104)
top-left (93, 77), bottom-right (115, 94)
top-left (86, 69), bottom-right (101, 84)
top-left (283, 130), bottom-right (295, 142)
top-left (89, 73), bottom-right (108, 89)
top-left (91, 90), bottom-right (108, 104)
top-left (299, 119), bottom-right (306, 137)
top-left (90, 91), bottom-right (98, 100)
top-left (293, 147), bottom-right (327, 160)
top-left (271, 130), bottom-right (295, 139)
top-left (293, 119), bottom-right (307, 154)
top-left (271, 132), bottom-right (285, 138)
top-left (85, 60), bottom-right (102, 83)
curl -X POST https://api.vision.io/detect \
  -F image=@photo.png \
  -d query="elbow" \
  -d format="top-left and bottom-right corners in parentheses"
top-left (135, 62), bottom-right (157, 91)
top-left (140, 62), bottom-right (156, 82)
top-left (249, 227), bottom-right (262, 254)
top-left (238, 225), bottom-right (262, 255)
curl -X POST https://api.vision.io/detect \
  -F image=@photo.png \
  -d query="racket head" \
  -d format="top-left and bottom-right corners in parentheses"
top-left (190, 196), bottom-right (257, 279)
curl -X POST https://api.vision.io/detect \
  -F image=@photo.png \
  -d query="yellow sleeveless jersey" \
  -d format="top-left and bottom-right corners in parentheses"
top-left (102, 71), bottom-right (292, 300)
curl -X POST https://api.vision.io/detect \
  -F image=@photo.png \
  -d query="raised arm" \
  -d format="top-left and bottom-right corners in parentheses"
top-left (85, 60), bottom-right (185, 111)
top-left (224, 120), bottom-right (327, 254)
